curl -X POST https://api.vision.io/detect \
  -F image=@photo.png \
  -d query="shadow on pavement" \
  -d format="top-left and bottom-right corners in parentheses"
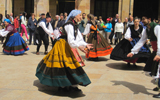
top-left (33, 80), bottom-right (86, 98)
top-left (31, 52), bottom-right (45, 55)
top-left (151, 79), bottom-right (157, 85)
top-left (106, 63), bottom-right (144, 71)
top-left (111, 80), bottom-right (155, 95)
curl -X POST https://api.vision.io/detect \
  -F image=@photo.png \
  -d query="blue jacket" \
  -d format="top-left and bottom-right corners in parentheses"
top-left (104, 23), bottom-right (112, 32)
top-left (57, 19), bottom-right (65, 28)
top-left (27, 17), bottom-right (37, 31)
top-left (78, 20), bottom-right (85, 33)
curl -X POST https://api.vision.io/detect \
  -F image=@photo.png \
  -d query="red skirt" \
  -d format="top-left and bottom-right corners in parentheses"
top-left (124, 58), bottom-right (138, 63)
top-left (71, 48), bottom-right (85, 67)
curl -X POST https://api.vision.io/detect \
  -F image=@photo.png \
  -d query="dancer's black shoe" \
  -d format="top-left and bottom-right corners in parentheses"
top-left (153, 87), bottom-right (159, 91)
top-left (69, 86), bottom-right (81, 92)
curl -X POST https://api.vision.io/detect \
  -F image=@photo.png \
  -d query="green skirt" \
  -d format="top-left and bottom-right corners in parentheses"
top-left (36, 39), bottom-right (91, 87)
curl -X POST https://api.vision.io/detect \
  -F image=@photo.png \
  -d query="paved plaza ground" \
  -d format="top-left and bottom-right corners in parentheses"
top-left (0, 40), bottom-right (159, 100)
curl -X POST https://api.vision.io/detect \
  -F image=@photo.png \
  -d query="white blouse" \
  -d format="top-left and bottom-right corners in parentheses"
top-left (114, 22), bottom-right (124, 33)
top-left (38, 21), bottom-right (60, 39)
top-left (83, 23), bottom-right (92, 35)
top-left (125, 27), bottom-right (144, 40)
top-left (21, 16), bottom-right (27, 26)
top-left (64, 24), bottom-right (87, 48)
top-left (154, 25), bottom-right (160, 56)
top-left (0, 26), bottom-right (14, 37)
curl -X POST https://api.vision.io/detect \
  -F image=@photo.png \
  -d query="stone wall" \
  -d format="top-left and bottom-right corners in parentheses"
top-left (35, 0), bottom-right (49, 18)
top-left (0, 0), bottom-right (5, 16)
top-left (0, 0), bottom-right (12, 16)
top-left (76, 0), bottom-right (90, 15)
top-left (14, 0), bottom-right (25, 16)
top-left (49, 0), bottom-right (56, 19)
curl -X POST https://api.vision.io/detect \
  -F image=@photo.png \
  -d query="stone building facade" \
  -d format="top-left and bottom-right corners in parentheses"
top-left (0, 0), bottom-right (160, 21)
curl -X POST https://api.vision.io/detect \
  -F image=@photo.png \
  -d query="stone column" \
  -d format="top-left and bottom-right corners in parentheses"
top-left (0, 0), bottom-right (6, 16)
top-left (76, 0), bottom-right (90, 14)
top-left (7, 0), bottom-right (12, 14)
top-left (118, 0), bottom-right (122, 19)
top-left (118, 0), bottom-right (134, 22)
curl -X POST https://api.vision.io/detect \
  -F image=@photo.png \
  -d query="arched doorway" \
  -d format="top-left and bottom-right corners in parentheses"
top-left (133, 0), bottom-right (159, 20)
top-left (25, 0), bottom-right (34, 19)
top-left (94, 0), bottom-right (119, 21)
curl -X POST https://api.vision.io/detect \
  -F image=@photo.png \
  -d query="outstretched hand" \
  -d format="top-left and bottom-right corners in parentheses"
top-left (154, 55), bottom-right (160, 62)
top-left (86, 44), bottom-right (93, 50)
top-left (78, 46), bottom-right (87, 54)
top-left (51, 33), bottom-right (54, 35)
top-left (128, 38), bottom-right (133, 42)
top-left (127, 52), bottom-right (134, 58)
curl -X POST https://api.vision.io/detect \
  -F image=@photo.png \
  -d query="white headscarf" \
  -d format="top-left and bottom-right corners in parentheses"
top-left (65, 9), bottom-right (81, 23)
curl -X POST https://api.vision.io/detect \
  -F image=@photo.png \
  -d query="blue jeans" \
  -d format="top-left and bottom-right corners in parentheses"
top-left (16, 28), bottom-right (20, 33)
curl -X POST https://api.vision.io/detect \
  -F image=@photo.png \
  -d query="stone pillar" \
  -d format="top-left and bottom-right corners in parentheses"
top-left (34, 0), bottom-right (37, 18)
top-left (0, 0), bottom-right (5, 16)
top-left (14, 0), bottom-right (25, 16)
top-left (49, 0), bottom-right (56, 19)
top-left (118, 0), bottom-right (122, 19)
top-left (35, 0), bottom-right (49, 18)
top-left (7, 0), bottom-right (12, 14)
top-left (76, 0), bottom-right (90, 14)
top-left (118, 0), bottom-right (134, 22)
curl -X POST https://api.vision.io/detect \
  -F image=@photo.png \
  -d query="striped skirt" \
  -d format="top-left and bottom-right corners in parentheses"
top-left (86, 33), bottom-right (113, 58)
top-left (36, 39), bottom-right (91, 87)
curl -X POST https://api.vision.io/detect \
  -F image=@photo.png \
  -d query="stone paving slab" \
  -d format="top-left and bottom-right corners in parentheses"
top-left (0, 40), bottom-right (158, 100)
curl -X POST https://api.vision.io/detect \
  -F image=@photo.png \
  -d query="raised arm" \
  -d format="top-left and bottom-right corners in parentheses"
top-left (38, 22), bottom-right (53, 37)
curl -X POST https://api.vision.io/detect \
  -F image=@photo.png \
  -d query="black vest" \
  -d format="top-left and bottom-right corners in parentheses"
top-left (88, 21), bottom-right (98, 40)
top-left (62, 20), bottom-right (78, 40)
top-left (129, 25), bottom-right (143, 38)
top-left (146, 22), bottom-right (157, 41)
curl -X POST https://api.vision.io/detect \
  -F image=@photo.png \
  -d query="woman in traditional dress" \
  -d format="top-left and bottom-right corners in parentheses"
top-left (36, 10), bottom-right (92, 92)
top-left (110, 17), bottom-right (151, 67)
top-left (83, 14), bottom-right (113, 60)
top-left (0, 19), bottom-right (29, 55)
